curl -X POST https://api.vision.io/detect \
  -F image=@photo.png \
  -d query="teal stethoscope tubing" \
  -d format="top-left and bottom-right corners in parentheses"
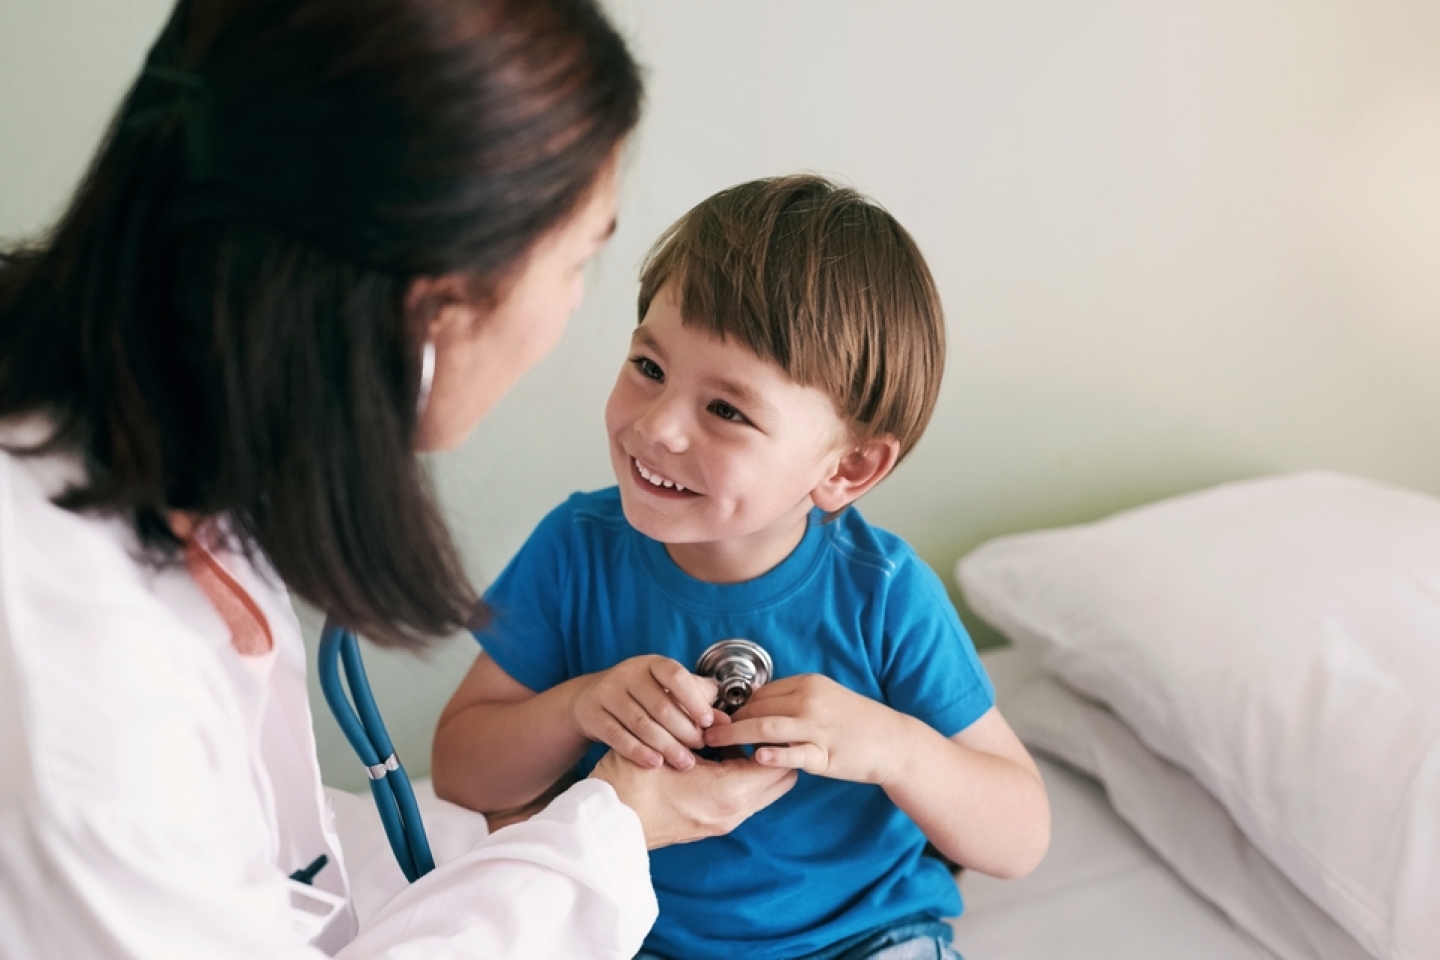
top-left (317, 619), bottom-right (435, 882)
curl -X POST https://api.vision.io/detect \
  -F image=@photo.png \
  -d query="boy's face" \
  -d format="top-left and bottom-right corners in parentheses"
top-left (605, 282), bottom-right (853, 580)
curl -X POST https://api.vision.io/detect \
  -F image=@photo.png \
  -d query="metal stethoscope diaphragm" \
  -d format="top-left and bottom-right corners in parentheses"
top-left (695, 638), bottom-right (773, 714)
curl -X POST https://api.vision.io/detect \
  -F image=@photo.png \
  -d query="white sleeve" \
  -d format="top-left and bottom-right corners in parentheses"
top-left (2, 670), bottom-right (654, 960)
top-left (338, 780), bottom-right (657, 960)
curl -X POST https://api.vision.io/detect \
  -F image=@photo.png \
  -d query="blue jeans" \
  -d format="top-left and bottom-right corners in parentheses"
top-left (634, 915), bottom-right (963, 960)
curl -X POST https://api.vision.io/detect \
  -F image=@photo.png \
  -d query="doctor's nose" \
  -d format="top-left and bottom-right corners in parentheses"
top-left (634, 397), bottom-right (689, 453)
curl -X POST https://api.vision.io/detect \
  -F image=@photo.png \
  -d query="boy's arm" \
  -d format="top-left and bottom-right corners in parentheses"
top-left (881, 706), bottom-right (1050, 879)
top-left (433, 651), bottom-right (722, 814)
top-left (704, 678), bottom-right (1050, 879)
top-left (432, 652), bottom-right (594, 814)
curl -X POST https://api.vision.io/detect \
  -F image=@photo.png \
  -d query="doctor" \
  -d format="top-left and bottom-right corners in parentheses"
top-left (0, 0), bottom-right (795, 957)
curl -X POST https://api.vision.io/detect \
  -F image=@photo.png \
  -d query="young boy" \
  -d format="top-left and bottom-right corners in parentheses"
top-left (433, 176), bottom-right (1050, 960)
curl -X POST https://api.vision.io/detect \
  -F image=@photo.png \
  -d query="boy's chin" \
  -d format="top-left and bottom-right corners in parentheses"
top-left (616, 493), bottom-right (700, 544)
top-left (616, 496), bottom-right (665, 538)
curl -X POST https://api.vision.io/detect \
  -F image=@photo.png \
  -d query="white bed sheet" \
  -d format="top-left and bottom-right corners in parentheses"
top-left (949, 649), bottom-right (1280, 960)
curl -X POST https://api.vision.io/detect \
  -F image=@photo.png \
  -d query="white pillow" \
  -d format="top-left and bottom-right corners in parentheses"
top-left (958, 472), bottom-right (1440, 960)
top-left (985, 645), bottom-right (1369, 960)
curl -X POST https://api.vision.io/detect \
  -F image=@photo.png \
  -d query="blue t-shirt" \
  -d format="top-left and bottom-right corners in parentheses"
top-left (474, 488), bottom-right (995, 960)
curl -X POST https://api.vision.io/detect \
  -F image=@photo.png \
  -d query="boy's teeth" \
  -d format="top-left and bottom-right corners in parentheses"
top-left (636, 460), bottom-right (686, 492)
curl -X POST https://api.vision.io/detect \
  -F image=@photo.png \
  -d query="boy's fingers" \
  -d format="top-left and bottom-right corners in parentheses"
top-left (597, 718), bottom-right (663, 770)
top-left (701, 720), bottom-right (743, 748)
top-left (704, 715), bottom-right (802, 749)
top-left (753, 743), bottom-right (827, 775)
top-left (617, 697), bottom-right (696, 770)
top-left (632, 683), bottom-right (705, 750)
top-left (649, 660), bottom-right (716, 728)
top-left (690, 675), bottom-right (720, 719)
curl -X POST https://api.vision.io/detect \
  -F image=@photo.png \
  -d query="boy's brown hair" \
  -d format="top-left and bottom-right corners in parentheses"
top-left (638, 175), bottom-right (944, 464)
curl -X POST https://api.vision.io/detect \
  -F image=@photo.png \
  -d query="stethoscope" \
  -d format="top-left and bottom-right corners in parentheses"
top-left (318, 628), bottom-right (773, 883)
top-left (315, 347), bottom-right (441, 882)
top-left (317, 619), bottom-right (436, 882)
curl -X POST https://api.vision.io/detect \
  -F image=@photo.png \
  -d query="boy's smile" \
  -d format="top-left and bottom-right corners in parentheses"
top-left (630, 455), bottom-right (697, 497)
top-left (605, 282), bottom-right (855, 584)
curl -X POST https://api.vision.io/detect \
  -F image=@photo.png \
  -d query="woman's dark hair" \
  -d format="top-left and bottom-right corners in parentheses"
top-left (0, 0), bottom-right (641, 647)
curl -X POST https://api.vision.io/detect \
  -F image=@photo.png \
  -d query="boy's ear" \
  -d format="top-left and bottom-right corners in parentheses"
top-left (811, 436), bottom-right (900, 513)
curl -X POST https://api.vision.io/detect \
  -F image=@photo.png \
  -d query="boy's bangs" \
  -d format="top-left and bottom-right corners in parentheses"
top-left (637, 176), bottom-right (945, 461)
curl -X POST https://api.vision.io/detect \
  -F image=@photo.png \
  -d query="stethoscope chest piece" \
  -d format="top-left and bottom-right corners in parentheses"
top-left (695, 638), bottom-right (773, 714)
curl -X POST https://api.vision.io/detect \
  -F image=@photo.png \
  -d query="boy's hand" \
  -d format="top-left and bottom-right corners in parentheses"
top-left (571, 655), bottom-right (719, 771)
top-left (701, 674), bottom-right (902, 785)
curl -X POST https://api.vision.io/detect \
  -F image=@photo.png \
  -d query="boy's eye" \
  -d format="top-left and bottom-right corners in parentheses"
top-left (631, 357), bottom-right (664, 381)
top-left (708, 400), bottom-right (748, 424)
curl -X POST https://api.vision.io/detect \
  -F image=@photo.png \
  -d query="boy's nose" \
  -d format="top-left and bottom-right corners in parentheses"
top-left (634, 398), bottom-right (689, 453)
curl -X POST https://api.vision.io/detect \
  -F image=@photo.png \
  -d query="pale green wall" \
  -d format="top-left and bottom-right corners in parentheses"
top-left (6, 1), bottom-right (1440, 789)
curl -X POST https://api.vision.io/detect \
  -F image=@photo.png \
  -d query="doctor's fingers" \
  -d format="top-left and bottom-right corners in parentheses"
top-left (587, 751), bottom-right (794, 847)
top-left (702, 758), bottom-right (798, 832)
top-left (722, 754), bottom-right (800, 797)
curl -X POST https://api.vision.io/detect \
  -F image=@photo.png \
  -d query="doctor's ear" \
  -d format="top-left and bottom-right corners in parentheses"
top-left (811, 435), bottom-right (900, 513)
top-left (404, 273), bottom-right (487, 340)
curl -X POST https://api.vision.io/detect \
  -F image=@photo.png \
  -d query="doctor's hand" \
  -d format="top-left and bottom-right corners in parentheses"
top-left (590, 748), bottom-right (797, 849)
top-left (570, 655), bottom-right (719, 772)
top-left (701, 674), bottom-right (902, 785)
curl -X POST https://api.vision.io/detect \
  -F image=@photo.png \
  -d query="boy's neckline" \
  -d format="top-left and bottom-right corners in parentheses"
top-left (662, 508), bottom-right (811, 584)
top-left (636, 507), bottom-right (830, 612)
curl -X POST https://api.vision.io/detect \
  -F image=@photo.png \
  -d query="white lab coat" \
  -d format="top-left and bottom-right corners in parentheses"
top-left (0, 423), bottom-right (658, 959)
